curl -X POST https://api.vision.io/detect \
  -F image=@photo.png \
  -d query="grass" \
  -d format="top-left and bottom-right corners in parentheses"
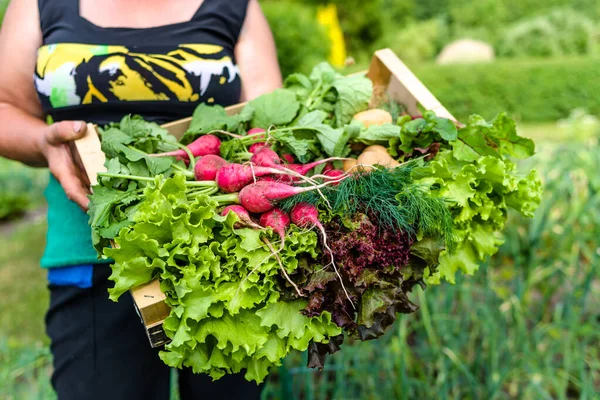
top-left (0, 119), bottom-right (598, 398)
top-left (0, 220), bottom-right (49, 342)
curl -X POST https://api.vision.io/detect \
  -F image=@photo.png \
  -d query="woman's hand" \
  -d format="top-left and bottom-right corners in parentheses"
top-left (39, 121), bottom-right (91, 211)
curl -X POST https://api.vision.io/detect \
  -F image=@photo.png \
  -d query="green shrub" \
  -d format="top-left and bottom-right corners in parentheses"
top-left (0, 159), bottom-right (48, 220)
top-left (376, 18), bottom-right (447, 65)
top-left (0, 0), bottom-right (8, 26)
top-left (499, 9), bottom-right (597, 58)
top-left (416, 56), bottom-right (600, 123)
top-left (262, 1), bottom-right (331, 78)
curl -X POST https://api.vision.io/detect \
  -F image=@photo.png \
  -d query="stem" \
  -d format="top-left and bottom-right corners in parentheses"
top-left (98, 172), bottom-right (155, 182)
top-left (207, 130), bottom-right (245, 139)
top-left (212, 193), bottom-right (240, 204)
top-left (305, 79), bottom-right (323, 109)
top-left (186, 187), bottom-right (219, 197)
top-left (166, 141), bottom-right (196, 172)
top-left (185, 181), bottom-right (218, 187)
top-left (172, 163), bottom-right (195, 179)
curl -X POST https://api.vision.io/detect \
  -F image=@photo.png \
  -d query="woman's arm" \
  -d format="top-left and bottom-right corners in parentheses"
top-left (235, 0), bottom-right (282, 102)
top-left (0, 0), bottom-right (90, 208)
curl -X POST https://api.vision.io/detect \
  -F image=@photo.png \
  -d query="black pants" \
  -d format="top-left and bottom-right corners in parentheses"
top-left (45, 264), bottom-right (264, 400)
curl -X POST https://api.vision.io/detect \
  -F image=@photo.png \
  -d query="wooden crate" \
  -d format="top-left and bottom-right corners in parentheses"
top-left (73, 48), bottom-right (455, 348)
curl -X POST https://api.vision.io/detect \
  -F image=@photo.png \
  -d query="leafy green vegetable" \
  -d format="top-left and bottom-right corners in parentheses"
top-left (409, 114), bottom-right (542, 284)
top-left (353, 122), bottom-right (401, 144)
top-left (102, 174), bottom-right (341, 383)
top-left (331, 74), bottom-right (373, 127)
top-left (182, 104), bottom-right (252, 144)
top-left (250, 89), bottom-right (300, 129)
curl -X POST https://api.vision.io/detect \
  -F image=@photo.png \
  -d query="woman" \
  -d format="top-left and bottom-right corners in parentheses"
top-left (0, 0), bottom-right (282, 398)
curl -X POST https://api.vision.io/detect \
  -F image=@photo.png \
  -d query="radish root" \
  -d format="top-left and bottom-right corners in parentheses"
top-left (316, 223), bottom-right (354, 309)
top-left (263, 238), bottom-right (303, 297)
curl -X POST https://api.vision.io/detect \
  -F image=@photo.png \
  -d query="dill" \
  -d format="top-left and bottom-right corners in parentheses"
top-left (280, 164), bottom-right (455, 250)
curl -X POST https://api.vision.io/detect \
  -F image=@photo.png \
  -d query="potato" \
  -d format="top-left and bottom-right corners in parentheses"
top-left (357, 151), bottom-right (395, 168)
top-left (362, 145), bottom-right (388, 154)
top-left (353, 109), bottom-right (393, 128)
top-left (343, 158), bottom-right (358, 172)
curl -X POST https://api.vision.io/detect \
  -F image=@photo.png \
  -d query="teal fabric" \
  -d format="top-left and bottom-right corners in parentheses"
top-left (40, 174), bottom-right (113, 269)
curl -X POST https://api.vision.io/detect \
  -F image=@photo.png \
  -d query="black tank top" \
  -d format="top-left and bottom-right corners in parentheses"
top-left (36, 0), bottom-right (249, 270)
top-left (35, 0), bottom-right (249, 126)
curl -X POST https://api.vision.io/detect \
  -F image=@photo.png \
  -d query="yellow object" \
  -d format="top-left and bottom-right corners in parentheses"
top-left (316, 4), bottom-right (347, 67)
top-left (343, 158), bottom-right (358, 172)
top-left (353, 109), bottom-right (393, 127)
top-left (362, 145), bottom-right (389, 154)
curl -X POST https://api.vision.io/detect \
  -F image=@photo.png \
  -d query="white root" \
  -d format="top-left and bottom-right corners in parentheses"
top-left (263, 238), bottom-right (303, 297)
top-left (316, 224), bottom-right (355, 310)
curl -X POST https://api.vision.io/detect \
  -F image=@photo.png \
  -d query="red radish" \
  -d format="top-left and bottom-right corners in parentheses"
top-left (247, 128), bottom-right (267, 141)
top-left (239, 180), bottom-right (340, 213)
top-left (290, 202), bottom-right (353, 307)
top-left (323, 169), bottom-right (345, 186)
top-left (222, 205), bottom-right (300, 296)
top-left (281, 154), bottom-right (295, 164)
top-left (322, 162), bottom-right (334, 173)
top-left (215, 163), bottom-right (292, 193)
top-left (249, 143), bottom-right (269, 154)
top-left (259, 208), bottom-right (290, 248)
top-left (194, 155), bottom-right (228, 181)
top-left (151, 135), bottom-right (221, 160)
top-left (221, 205), bottom-right (262, 229)
top-left (251, 147), bottom-right (281, 167)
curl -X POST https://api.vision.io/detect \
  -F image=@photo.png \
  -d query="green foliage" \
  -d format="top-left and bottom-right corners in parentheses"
top-left (262, 127), bottom-right (600, 400)
top-left (0, 0), bottom-right (8, 26)
top-left (0, 158), bottom-right (48, 220)
top-left (376, 18), bottom-right (448, 65)
top-left (104, 174), bottom-right (340, 383)
top-left (0, 338), bottom-right (55, 399)
top-left (262, 1), bottom-right (331, 78)
top-left (408, 113), bottom-right (541, 284)
top-left (499, 9), bottom-right (597, 58)
top-left (416, 56), bottom-right (600, 123)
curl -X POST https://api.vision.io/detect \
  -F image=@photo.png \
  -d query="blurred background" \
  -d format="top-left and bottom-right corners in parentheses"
top-left (0, 0), bottom-right (599, 398)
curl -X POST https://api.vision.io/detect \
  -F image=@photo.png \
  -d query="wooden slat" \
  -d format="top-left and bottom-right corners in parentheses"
top-left (72, 123), bottom-right (106, 186)
top-left (368, 48), bottom-right (456, 121)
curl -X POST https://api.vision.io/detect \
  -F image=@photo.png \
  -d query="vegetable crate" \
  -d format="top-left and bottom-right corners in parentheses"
top-left (72, 48), bottom-right (455, 348)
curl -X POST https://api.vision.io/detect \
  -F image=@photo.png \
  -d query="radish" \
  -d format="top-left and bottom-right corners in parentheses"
top-left (221, 205), bottom-right (262, 230)
top-left (290, 202), bottom-right (353, 307)
top-left (151, 135), bottom-right (221, 160)
top-left (249, 142), bottom-right (269, 154)
top-left (322, 162), bottom-right (334, 174)
top-left (281, 154), bottom-right (295, 164)
top-left (259, 208), bottom-right (290, 248)
top-left (247, 128), bottom-right (266, 137)
top-left (215, 163), bottom-right (293, 193)
top-left (239, 180), bottom-right (341, 214)
top-left (223, 204), bottom-right (302, 298)
top-left (323, 169), bottom-right (345, 185)
top-left (194, 155), bottom-right (228, 181)
top-left (250, 147), bottom-right (281, 167)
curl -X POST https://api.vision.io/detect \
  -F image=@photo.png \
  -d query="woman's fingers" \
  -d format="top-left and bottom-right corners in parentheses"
top-left (47, 143), bottom-right (91, 211)
top-left (41, 121), bottom-right (91, 210)
top-left (46, 121), bottom-right (87, 145)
